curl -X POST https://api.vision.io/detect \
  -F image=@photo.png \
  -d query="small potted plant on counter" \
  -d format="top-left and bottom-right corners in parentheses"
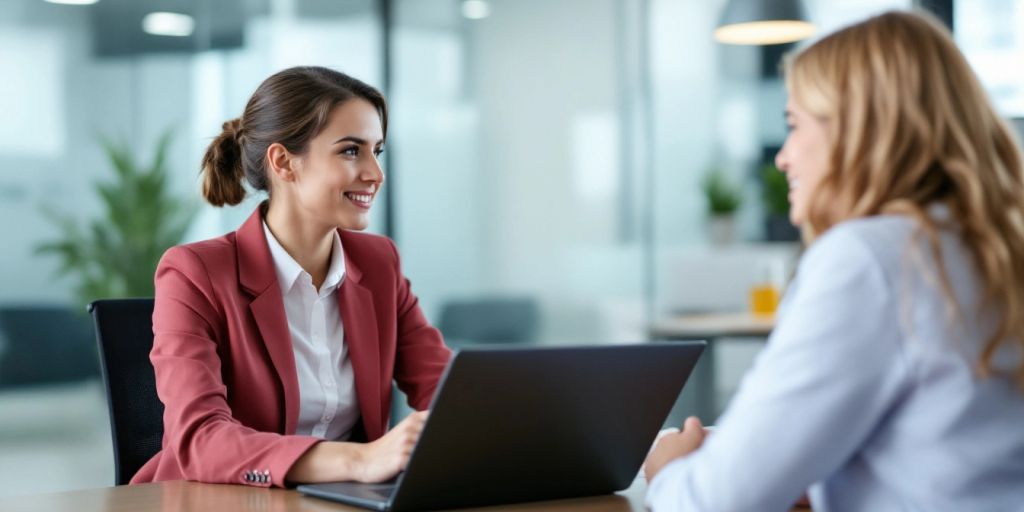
top-left (703, 168), bottom-right (742, 245)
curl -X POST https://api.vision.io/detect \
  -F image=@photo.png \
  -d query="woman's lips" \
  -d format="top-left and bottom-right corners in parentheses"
top-left (345, 192), bottom-right (373, 209)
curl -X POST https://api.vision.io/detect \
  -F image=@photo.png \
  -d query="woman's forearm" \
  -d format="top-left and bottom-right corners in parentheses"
top-left (285, 441), bottom-right (366, 484)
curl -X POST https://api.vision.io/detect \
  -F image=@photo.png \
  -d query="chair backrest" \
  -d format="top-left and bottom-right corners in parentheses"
top-left (88, 298), bottom-right (162, 486)
top-left (438, 297), bottom-right (540, 345)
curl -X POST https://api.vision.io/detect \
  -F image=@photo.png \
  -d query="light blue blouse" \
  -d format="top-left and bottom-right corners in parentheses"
top-left (647, 212), bottom-right (1024, 511)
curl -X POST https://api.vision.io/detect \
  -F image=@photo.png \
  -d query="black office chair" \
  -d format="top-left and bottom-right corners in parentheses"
top-left (88, 298), bottom-right (163, 486)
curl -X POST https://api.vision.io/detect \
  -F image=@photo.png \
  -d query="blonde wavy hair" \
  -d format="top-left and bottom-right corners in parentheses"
top-left (785, 10), bottom-right (1024, 388)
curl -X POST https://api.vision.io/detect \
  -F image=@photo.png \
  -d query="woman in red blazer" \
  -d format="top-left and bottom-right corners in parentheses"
top-left (132, 66), bottom-right (452, 488)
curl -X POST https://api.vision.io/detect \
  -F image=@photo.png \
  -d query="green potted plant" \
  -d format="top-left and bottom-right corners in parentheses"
top-left (702, 168), bottom-right (742, 245)
top-left (37, 130), bottom-right (196, 307)
top-left (761, 163), bottom-right (799, 241)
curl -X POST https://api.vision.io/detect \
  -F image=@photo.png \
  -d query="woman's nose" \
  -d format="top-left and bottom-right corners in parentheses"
top-left (362, 157), bottom-right (385, 184)
top-left (775, 146), bottom-right (789, 173)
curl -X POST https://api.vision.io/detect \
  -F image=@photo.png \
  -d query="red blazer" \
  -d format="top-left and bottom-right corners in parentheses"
top-left (132, 206), bottom-right (452, 488)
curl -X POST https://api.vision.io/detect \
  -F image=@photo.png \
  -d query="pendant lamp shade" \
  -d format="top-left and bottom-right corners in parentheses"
top-left (715, 0), bottom-right (815, 45)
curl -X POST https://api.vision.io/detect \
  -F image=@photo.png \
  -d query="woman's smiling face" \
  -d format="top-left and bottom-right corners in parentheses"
top-left (774, 98), bottom-right (831, 226)
top-left (288, 98), bottom-right (385, 231)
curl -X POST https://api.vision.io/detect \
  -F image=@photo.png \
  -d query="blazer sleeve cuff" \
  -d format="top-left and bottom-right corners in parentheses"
top-left (237, 436), bottom-right (321, 488)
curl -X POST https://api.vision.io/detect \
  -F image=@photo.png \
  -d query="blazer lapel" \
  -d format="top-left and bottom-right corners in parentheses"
top-left (337, 235), bottom-right (384, 440)
top-left (236, 205), bottom-right (301, 435)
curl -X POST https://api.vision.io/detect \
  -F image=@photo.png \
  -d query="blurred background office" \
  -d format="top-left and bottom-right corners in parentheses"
top-left (1, 0), bottom-right (1022, 498)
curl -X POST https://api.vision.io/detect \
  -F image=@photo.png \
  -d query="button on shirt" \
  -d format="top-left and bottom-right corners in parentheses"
top-left (263, 222), bottom-right (359, 441)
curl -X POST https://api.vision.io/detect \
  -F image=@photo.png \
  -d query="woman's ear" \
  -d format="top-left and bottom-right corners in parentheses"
top-left (266, 142), bottom-right (299, 183)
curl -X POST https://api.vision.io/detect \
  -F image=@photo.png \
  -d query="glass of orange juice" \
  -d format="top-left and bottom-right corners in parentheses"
top-left (749, 259), bottom-right (785, 315)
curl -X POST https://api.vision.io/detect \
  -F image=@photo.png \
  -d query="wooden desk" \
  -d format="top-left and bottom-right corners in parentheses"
top-left (650, 312), bottom-right (775, 421)
top-left (0, 478), bottom-right (648, 512)
top-left (0, 477), bottom-right (814, 511)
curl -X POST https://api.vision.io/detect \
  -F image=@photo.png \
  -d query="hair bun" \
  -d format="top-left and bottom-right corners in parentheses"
top-left (223, 118), bottom-right (244, 144)
top-left (201, 117), bottom-right (247, 206)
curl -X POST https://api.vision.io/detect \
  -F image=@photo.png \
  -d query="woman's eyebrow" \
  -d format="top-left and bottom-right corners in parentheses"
top-left (332, 136), bottom-right (367, 145)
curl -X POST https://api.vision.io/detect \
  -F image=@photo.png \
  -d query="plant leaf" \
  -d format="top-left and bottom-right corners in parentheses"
top-left (37, 127), bottom-right (196, 307)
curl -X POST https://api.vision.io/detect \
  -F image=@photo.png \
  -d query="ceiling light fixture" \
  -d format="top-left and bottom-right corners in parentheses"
top-left (461, 0), bottom-right (491, 20)
top-left (142, 12), bottom-right (195, 37)
top-left (44, 0), bottom-right (100, 5)
top-left (715, 0), bottom-right (814, 45)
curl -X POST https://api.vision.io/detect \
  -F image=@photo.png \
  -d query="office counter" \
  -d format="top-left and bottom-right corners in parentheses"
top-left (650, 312), bottom-right (775, 420)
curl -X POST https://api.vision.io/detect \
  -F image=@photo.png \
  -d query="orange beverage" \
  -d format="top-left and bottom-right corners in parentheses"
top-left (749, 284), bottom-right (780, 315)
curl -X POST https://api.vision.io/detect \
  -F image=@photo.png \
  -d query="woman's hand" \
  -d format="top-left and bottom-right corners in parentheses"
top-left (644, 416), bottom-right (707, 481)
top-left (285, 411), bottom-right (429, 484)
top-left (354, 410), bottom-right (429, 483)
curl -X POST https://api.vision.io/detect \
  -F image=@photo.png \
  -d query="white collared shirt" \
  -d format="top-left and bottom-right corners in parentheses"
top-left (646, 209), bottom-right (1024, 511)
top-left (263, 222), bottom-right (359, 441)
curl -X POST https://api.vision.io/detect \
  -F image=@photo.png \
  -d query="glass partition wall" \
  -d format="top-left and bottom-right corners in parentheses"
top-left (390, 0), bottom-right (652, 346)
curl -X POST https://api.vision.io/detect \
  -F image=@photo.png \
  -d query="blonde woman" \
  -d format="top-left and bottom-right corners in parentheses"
top-left (645, 11), bottom-right (1024, 511)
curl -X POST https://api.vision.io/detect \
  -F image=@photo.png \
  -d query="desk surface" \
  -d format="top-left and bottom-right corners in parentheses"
top-left (0, 477), bottom-right (814, 511)
top-left (0, 478), bottom-right (649, 512)
top-left (650, 312), bottom-right (775, 339)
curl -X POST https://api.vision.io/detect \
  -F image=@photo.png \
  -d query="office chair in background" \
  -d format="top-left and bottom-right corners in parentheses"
top-left (391, 296), bottom-right (541, 426)
top-left (0, 305), bottom-right (99, 388)
top-left (437, 296), bottom-right (540, 346)
top-left (88, 298), bottom-right (162, 486)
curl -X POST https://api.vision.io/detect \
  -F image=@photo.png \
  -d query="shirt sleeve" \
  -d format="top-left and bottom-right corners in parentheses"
top-left (646, 227), bottom-right (911, 511)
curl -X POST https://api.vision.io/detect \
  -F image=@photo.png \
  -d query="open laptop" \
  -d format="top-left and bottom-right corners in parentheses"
top-left (298, 342), bottom-right (704, 511)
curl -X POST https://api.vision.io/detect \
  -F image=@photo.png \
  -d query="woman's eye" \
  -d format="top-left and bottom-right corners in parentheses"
top-left (340, 146), bottom-right (359, 156)
top-left (374, 148), bottom-right (385, 157)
